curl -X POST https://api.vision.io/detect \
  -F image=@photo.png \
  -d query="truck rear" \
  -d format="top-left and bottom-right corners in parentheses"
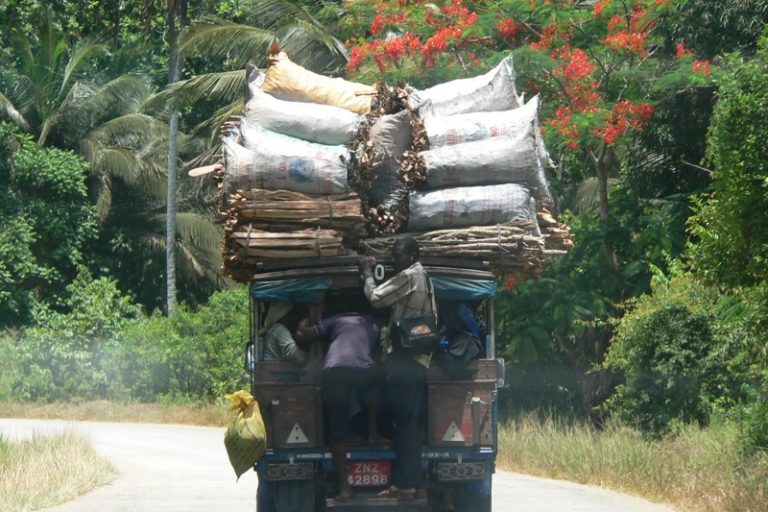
top-left (245, 256), bottom-right (504, 512)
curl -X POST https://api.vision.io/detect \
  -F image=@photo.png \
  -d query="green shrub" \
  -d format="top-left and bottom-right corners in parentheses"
top-left (604, 276), bottom-right (725, 434)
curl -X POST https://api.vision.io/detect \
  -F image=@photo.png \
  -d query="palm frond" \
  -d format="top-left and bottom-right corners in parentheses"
top-left (82, 74), bottom-right (154, 118)
top-left (180, 18), bottom-right (275, 68)
top-left (145, 70), bottom-right (245, 115)
top-left (176, 212), bottom-right (223, 255)
top-left (87, 113), bottom-right (169, 148)
top-left (94, 173), bottom-right (114, 221)
top-left (277, 21), bottom-right (347, 73)
top-left (191, 100), bottom-right (242, 142)
top-left (59, 38), bottom-right (107, 99)
top-left (0, 91), bottom-right (30, 130)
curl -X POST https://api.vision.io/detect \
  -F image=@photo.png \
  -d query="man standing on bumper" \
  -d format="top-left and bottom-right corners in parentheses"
top-left (359, 237), bottom-right (434, 501)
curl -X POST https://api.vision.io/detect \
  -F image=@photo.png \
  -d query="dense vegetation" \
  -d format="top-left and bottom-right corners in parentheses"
top-left (0, 0), bottom-right (766, 485)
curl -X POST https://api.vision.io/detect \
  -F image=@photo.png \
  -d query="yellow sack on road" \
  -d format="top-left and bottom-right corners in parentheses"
top-left (262, 52), bottom-right (375, 114)
top-left (224, 390), bottom-right (267, 479)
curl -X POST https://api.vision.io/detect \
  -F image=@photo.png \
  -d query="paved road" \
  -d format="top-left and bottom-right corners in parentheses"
top-left (0, 419), bottom-right (675, 512)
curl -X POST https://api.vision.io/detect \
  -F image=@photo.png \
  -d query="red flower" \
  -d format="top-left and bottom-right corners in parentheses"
top-left (593, 0), bottom-right (612, 17)
top-left (603, 30), bottom-right (648, 56)
top-left (531, 24), bottom-right (559, 51)
top-left (497, 18), bottom-right (519, 41)
top-left (370, 14), bottom-right (385, 35)
top-left (692, 59), bottom-right (711, 76)
top-left (607, 15), bottom-right (623, 31)
top-left (675, 42), bottom-right (692, 59)
top-left (505, 275), bottom-right (516, 291)
top-left (595, 100), bottom-right (655, 145)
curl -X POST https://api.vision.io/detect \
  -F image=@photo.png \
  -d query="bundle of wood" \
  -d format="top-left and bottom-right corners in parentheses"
top-left (537, 209), bottom-right (574, 254)
top-left (224, 226), bottom-right (346, 280)
top-left (225, 189), bottom-right (367, 238)
top-left (222, 189), bottom-right (366, 281)
top-left (360, 222), bottom-right (548, 276)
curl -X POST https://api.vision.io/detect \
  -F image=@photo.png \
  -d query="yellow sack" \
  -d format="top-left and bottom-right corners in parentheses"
top-left (262, 52), bottom-right (376, 115)
top-left (224, 390), bottom-right (267, 479)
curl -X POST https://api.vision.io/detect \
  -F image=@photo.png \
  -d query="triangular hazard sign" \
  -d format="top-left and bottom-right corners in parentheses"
top-left (442, 421), bottom-right (466, 442)
top-left (286, 422), bottom-right (309, 444)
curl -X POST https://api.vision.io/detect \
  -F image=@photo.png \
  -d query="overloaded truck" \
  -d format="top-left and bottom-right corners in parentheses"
top-left (197, 47), bottom-right (571, 512)
top-left (246, 256), bottom-right (504, 512)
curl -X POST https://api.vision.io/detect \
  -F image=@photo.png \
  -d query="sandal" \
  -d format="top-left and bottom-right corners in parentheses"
top-left (377, 485), bottom-right (399, 498)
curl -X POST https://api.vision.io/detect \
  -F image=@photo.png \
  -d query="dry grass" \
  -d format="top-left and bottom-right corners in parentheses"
top-left (0, 430), bottom-right (116, 512)
top-left (497, 413), bottom-right (768, 512)
top-left (0, 400), bottom-right (231, 427)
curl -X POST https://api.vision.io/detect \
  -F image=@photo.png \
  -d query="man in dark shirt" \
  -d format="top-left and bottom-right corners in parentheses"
top-left (295, 312), bottom-right (380, 501)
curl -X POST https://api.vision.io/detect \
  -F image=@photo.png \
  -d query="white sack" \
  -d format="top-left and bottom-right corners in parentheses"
top-left (240, 121), bottom-right (348, 158)
top-left (409, 53), bottom-right (517, 105)
top-left (424, 96), bottom-right (539, 147)
top-left (245, 69), bottom-right (364, 146)
top-left (414, 55), bottom-right (521, 117)
top-left (421, 122), bottom-right (538, 190)
top-left (222, 137), bottom-right (349, 195)
top-left (408, 183), bottom-right (532, 231)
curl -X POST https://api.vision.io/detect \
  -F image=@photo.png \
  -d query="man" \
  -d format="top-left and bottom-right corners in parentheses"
top-left (295, 310), bottom-right (381, 501)
top-left (262, 302), bottom-right (307, 367)
top-left (359, 237), bottom-right (434, 500)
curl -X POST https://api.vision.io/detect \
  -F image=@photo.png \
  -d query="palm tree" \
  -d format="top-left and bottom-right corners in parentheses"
top-left (150, 0), bottom-right (349, 140)
top-left (0, 8), bottom-right (226, 308)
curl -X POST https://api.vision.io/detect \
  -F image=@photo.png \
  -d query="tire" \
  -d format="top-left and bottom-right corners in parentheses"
top-left (256, 479), bottom-right (276, 512)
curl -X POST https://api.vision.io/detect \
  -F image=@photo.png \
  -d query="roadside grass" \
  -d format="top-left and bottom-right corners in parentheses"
top-left (497, 412), bottom-right (768, 512)
top-left (0, 430), bottom-right (116, 512)
top-left (0, 400), bottom-right (231, 427)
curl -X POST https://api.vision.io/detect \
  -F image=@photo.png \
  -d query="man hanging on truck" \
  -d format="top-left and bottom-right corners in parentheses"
top-left (359, 237), bottom-right (435, 501)
top-left (294, 308), bottom-right (382, 502)
top-left (262, 302), bottom-right (308, 367)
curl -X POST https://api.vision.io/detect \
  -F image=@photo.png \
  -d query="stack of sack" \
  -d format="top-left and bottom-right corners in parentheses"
top-left (361, 54), bottom-right (571, 274)
top-left (204, 48), bottom-right (571, 281)
top-left (218, 52), bottom-right (378, 281)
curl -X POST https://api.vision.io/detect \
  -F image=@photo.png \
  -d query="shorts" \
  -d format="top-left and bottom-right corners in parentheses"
top-left (322, 366), bottom-right (379, 442)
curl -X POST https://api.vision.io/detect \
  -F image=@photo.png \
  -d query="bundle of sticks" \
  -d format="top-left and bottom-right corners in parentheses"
top-left (224, 226), bottom-right (346, 280)
top-left (360, 221), bottom-right (548, 276)
top-left (225, 189), bottom-right (367, 238)
top-left (537, 209), bottom-right (574, 254)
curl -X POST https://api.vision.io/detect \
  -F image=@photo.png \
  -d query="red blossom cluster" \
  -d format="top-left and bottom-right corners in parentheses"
top-left (370, 12), bottom-right (406, 36)
top-left (692, 59), bottom-right (711, 76)
top-left (675, 42), bottom-right (692, 58)
top-left (595, 100), bottom-right (654, 145)
top-left (602, 6), bottom-right (652, 56)
top-left (347, 0), bottom-right (481, 71)
top-left (530, 24), bottom-right (562, 51)
top-left (547, 106), bottom-right (581, 150)
top-left (497, 17), bottom-right (519, 41)
top-left (593, 0), bottom-right (612, 17)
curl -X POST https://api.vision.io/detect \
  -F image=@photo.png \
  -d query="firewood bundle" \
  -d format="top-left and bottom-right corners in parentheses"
top-left (224, 227), bottom-right (346, 280)
top-left (538, 209), bottom-right (574, 254)
top-left (360, 222), bottom-right (547, 276)
top-left (225, 189), bottom-right (366, 237)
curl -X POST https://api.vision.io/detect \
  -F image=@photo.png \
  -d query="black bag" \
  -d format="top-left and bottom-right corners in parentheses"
top-left (435, 331), bottom-right (482, 379)
top-left (392, 274), bottom-right (440, 355)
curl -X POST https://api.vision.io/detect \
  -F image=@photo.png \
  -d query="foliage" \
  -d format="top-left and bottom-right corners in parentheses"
top-left (0, 281), bottom-right (248, 403)
top-left (496, 175), bottom-right (689, 412)
top-left (0, 123), bottom-right (97, 325)
top-left (116, 286), bottom-right (249, 400)
top-left (688, 33), bottom-right (768, 288)
top-left (2, 269), bottom-right (141, 402)
top-left (603, 275), bottom-right (727, 434)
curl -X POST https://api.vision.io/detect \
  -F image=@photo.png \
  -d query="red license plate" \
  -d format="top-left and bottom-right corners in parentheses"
top-left (347, 460), bottom-right (391, 487)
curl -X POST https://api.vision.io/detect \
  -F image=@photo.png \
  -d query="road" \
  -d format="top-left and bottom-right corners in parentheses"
top-left (0, 419), bottom-right (675, 512)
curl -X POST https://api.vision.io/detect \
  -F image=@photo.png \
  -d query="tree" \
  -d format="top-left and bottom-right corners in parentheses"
top-left (688, 33), bottom-right (768, 288)
top-left (0, 123), bottom-right (97, 325)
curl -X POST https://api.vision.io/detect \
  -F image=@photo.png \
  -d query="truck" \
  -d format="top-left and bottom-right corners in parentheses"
top-left (244, 255), bottom-right (505, 512)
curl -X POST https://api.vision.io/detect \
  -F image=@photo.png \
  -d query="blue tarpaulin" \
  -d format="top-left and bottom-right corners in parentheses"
top-left (250, 276), bottom-right (496, 303)
top-left (250, 277), bottom-right (332, 304)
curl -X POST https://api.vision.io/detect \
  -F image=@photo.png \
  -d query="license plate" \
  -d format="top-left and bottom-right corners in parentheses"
top-left (347, 460), bottom-right (391, 487)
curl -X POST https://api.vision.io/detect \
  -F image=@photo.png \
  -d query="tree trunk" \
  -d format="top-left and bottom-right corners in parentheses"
top-left (165, 0), bottom-right (188, 315)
